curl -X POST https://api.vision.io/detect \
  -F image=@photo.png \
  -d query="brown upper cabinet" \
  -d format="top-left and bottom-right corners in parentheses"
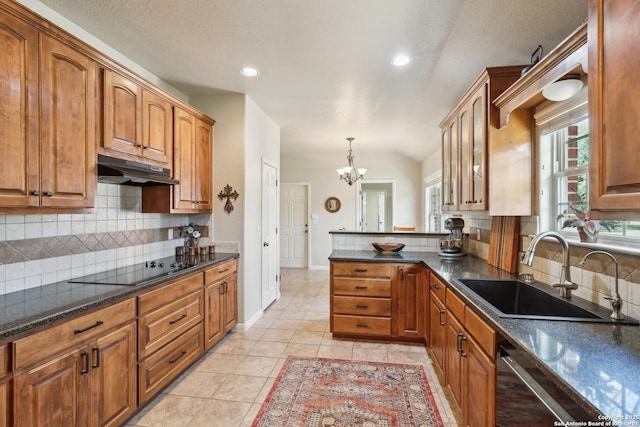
top-left (142, 108), bottom-right (214, 213)
top-left (588, 0), bottom-right (640, 219)
top-left (102, 69), bottom-right (173, 168)
top-left (0, 7), bottom-right (96, 210)
top-left (440, 66), bottom-right (523, 213)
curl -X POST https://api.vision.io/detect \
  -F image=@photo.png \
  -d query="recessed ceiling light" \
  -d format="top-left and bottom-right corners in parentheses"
top-left (392, 55), bottom-right (411, 67)
top-left (241, 67), bottom-right (259, 77)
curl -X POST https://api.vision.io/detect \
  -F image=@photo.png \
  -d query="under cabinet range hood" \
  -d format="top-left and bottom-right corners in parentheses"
top-left (97, 154), bottom-right (179, 186)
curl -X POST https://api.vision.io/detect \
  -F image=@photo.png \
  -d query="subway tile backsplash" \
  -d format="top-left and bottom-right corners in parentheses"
top-left (0, 183), bottom-right (219, 296)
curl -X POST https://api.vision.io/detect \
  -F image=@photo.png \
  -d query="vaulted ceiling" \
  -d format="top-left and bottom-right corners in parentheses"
top-left (38, 0), bottom-right (587, 161)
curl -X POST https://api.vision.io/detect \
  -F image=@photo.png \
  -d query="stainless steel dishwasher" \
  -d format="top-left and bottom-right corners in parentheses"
top-left (496, 344), bottom-right (595, 425)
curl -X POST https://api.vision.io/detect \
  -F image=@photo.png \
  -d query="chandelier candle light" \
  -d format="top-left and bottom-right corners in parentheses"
top-left (336, 137), bottom-right (367, 185)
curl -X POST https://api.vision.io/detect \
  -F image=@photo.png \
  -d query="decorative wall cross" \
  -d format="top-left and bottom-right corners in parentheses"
top-left (217, 184), bottom-right (240, 214)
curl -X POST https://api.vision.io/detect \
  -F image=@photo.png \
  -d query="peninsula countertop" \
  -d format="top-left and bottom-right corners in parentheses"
top-left (0, 252), bottom-right (239, 340)
top-left (330, 250), bottom-right (640, 420)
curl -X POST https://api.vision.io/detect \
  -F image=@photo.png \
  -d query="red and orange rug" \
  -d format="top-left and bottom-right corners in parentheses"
top-left (252, 356), bottom-right (445, 427)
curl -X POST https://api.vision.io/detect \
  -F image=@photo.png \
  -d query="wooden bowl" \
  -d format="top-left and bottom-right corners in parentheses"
top-left (372, 243), bottom-right (405, 253)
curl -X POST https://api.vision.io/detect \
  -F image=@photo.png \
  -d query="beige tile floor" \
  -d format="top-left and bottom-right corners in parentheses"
top-left (126, 268), bottom-right (459, 427)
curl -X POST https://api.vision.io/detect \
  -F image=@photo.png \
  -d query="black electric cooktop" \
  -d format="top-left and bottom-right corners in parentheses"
top-left (68, 256), bottom-right (195, 286)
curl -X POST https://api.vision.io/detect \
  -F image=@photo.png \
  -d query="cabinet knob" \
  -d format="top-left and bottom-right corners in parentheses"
top-left (432, 283), bottom-right (439, 289)
top-left (44, 191), bottom-right (53, 197)
top-left (31, 190), bottom-right (40, 196)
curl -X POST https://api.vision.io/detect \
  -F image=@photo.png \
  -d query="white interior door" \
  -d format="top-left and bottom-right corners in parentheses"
top-left (262, 161), bottom-right (278, 309)
top-left (280, 184), bottom-right (308, 268)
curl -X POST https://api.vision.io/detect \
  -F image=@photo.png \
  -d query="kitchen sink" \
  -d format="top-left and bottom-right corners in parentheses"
top-left (455, 279), bottom-right (639, 325)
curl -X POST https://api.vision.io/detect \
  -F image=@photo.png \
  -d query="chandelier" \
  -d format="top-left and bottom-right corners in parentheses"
top-left (336, 137), bottom-right (367, 185)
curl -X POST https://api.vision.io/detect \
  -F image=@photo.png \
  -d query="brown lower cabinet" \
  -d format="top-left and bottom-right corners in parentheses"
top-left (442, 286), bottom-right (497, 427)
top-left (12, 299), bottom-right (137, 427)
top-left (204, 259), bottom-right (239, 349)
top-left (5, 258), bottom-right (238, 426)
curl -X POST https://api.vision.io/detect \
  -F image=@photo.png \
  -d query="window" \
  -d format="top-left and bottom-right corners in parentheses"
top-left (425, 181), bottom-right (442, 232)
top-left (537, 95), bottom-right (640, 243)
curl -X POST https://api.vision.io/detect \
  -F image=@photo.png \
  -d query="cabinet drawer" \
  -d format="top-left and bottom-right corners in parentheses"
top-left (138, 289), bottom-right (203, 360)
top-left (429, 274), bottom-right (447, 303)
top-left (204, 259), bottom-right (237, 284)
top-left (332, 262), bottom-right (391, 278)
top-left (332, 315), bottom-right (391, 336)
top-left (0, 345), bottom-right (7, 378)
top-left (138, 323), bottom-right (203, 404)
top-left (333, 296), bottom-right (391, 316)
top-left (14, 298), bottom-right (135, 370)
top-left (333, 278), bottom-right (391, 297)
top-left (138, 273), bottom-right (203, 315)
top-left (446, 288), bottom-right (465, 322)
top-left (464, 307), bottom-right (496, 359)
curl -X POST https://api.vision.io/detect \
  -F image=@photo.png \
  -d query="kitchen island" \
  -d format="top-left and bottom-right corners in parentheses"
top-left (330, 249), bottom-right (640, 423)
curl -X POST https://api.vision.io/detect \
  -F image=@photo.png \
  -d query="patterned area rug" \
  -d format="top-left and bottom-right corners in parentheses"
top-left (252, 356), bottom-right (444, 427)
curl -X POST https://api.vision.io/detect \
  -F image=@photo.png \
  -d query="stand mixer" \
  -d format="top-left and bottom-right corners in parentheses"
top-left (439, 217), bottom-right (466, 257)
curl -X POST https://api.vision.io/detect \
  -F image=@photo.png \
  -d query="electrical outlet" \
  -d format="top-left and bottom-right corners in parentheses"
top-left (168, 229), bottom-right (173, 240)
top-left (384, 236), bottom-right (395, 242)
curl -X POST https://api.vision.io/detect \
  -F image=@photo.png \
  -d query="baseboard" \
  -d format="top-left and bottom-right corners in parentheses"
top-left (239, 308), bottom-right (264, 331)
top-left (308, 264), bottom-right (330, 271)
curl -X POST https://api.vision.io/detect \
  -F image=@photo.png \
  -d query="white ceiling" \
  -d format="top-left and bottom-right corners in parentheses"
top-left (38, 0), bottom-right (587, 162)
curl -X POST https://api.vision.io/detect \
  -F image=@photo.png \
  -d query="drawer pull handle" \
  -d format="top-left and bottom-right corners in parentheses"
top-left (169, 313), bottom-right (187, 325)
top-left (219, 268), bottom-right (229, 273)
top-left (169, 350), bottom-right (187, 364)
top-left (74, 320), bottom-right (104, 334)
top-left (355, 304), bottom-right (369, 309)
top-left (92, 347), bottom-right (100, 369)
top-left (81, 352), bottom-right (89, 374)
top-left (432, 283), bottom-right (440, 289)
top-left (355, 286), bottom-right (368, 290)
top-left (439, 310), bottom-right (445, 326)
top-left (354, 268), bottom-right (368, 273)
top-left (356, 323), bottom-right (369, 328)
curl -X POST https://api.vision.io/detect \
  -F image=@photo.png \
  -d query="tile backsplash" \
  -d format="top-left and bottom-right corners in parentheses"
top-left (0, 183), bottom-right (216, 295)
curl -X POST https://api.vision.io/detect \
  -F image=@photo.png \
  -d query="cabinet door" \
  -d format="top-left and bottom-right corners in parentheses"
top-left (142, 89), bottom-right (172, 165)
top-left (442, 120), bottom-right (459, 211)
top-left (428, 293), bottom-right (446, 376)
top-left (459, 109), bottom-right (470, 207)
top-left (445, 312), bottom-right (464, 417)
top-left (588, 0), bottom-right (640, 215)
top-left (0, 10), bottom-right (39, 207)
top-left (222, 274), bottom-right (238, 333)
top-left (464, 336), bottom-right (496, 427)
top-left (13, 348), bottom-right (89, 427)
top-left (173, 107), bottom-right (196, 210)
top-left (0, 380), bottom-right (6, 427)
top-left (470, 88), bottom-right (487, 210)
top-left (91, 322), bottom-right (137, 427)
top-left (39, 35), bottom-right (96, 208)
top-left (103, 70), bottom-right (142, 158)
top-left (193, 118), bottom-right (212, 210)
top-left (204, 281), bottom-right (224, 349)
top-left (395, 264), bottom-right (425, 338)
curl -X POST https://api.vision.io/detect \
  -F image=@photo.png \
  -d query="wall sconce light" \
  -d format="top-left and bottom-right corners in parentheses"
top-left (542, 74), bottom-right (584, 102)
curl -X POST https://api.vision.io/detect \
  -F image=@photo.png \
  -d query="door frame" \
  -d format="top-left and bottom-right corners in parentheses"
top-left (356, 180), bottom-right (395, 232)
top-left (280, 182), bottom-right (311, 269)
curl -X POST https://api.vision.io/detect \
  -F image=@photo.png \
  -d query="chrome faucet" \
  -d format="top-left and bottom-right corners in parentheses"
top-left (579, 250), bottom-right (624, 320)
top-left (521, 231), bottom-right (578, 298)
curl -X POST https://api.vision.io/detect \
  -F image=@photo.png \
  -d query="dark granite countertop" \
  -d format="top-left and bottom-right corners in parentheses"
top-left (0, 252), bottom-right (239, 340)
top-left (330, 250), bottom-right (640, 420)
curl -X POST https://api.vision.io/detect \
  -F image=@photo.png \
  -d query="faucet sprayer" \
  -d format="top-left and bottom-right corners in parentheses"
top-left (579, 250), bottom-right (623, 320)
